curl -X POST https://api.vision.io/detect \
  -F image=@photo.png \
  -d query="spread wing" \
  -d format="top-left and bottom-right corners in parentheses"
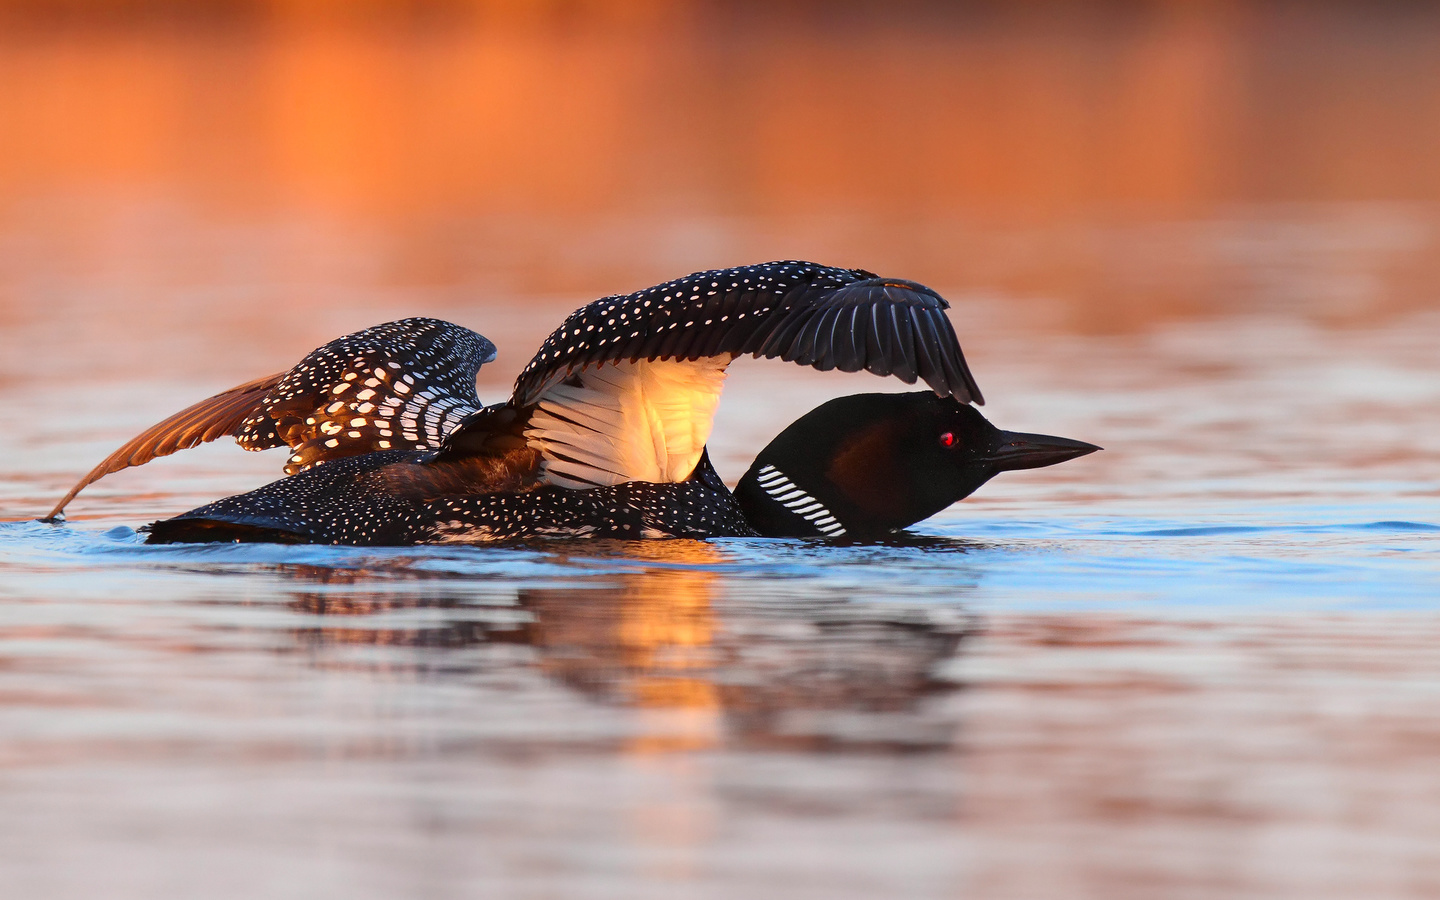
top-left (45, 318), bottom-right (496, 520)
top-left (440, 260), bottom-right (983, 490)
top-left (235, 318), bottom-right (495, 472)
top-left (42, 372), bottom-right (284, 522)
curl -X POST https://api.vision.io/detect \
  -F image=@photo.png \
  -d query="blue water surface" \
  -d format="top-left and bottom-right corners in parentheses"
top-left (3, 499), bottom-right (1435, 615)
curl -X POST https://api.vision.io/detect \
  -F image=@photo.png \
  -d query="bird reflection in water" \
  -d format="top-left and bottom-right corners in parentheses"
top-left (276, 539), bottom-right (980, 752)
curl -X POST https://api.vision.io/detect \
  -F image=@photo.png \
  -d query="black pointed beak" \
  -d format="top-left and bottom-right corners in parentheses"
top-left (984, 430), bottom-right (1101, 472)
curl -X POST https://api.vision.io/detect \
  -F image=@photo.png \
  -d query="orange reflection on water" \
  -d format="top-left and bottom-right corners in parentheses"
top-left (265, 540), bottom-right (975, 756)
top-left (277, 543), bottom-right (726, 748)
top-left (532, 542), bottom-right (724, 753)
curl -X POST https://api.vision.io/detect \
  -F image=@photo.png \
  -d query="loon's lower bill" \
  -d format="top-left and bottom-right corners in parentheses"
top-left (43, 261), bottom-right (1098, 543)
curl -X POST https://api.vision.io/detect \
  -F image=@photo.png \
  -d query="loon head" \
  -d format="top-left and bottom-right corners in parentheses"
top-left (735, 392), bottom-right (1099, 539)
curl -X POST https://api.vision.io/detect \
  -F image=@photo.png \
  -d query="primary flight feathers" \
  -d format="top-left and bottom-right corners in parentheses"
top-left (43, 372), bottom-right (284, 522)
top-left (45, 261), bottom-right (983, 518)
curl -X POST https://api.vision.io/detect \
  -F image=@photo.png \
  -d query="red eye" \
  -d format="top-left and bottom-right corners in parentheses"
top-left (939, 432), bottom-right (956, 448)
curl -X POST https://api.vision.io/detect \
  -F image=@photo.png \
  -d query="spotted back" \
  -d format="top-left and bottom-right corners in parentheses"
top-left (510, 260), bottom-right (983, 407)
top-left (236, 318), bottom-right (496, 473)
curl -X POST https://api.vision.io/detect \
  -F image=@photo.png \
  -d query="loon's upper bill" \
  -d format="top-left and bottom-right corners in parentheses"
top-left (42, 261), bottom-right (1096, 544)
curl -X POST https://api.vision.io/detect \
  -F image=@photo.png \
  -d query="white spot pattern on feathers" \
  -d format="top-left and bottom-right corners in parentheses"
top-left (232, 318), bottom-right (494, 474)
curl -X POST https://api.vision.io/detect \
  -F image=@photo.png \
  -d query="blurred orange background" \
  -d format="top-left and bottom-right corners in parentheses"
top-left (1, 0), bottom-right (1437, 383)
top-left (6, 1), bottom-right (1438, 210)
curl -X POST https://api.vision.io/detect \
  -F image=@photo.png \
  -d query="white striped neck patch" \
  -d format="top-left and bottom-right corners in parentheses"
top-left (754, 464), bottom-right (847, 537)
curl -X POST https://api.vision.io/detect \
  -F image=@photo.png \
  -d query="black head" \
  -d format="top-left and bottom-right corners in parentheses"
top-left (735, 392), bottom-right (1099, 539)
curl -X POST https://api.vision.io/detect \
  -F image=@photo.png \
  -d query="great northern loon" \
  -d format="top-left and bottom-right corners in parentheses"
top-left (43, 261), bottom-right (1097, 543)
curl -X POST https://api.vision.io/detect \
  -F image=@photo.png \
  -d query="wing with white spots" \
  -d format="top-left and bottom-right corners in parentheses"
top-left (511, 260), bottom-right (982, 406)
top-left (442, 261), bottom-right (983, 489)
top-left (239, 318), bottom-right (495, 474)
top-left (46, 318), bottom-right (496, 519)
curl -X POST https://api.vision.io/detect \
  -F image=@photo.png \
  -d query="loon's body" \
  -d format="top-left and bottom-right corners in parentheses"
top-left (145, 449), bottom-right (755, 545)
top-left (46, 261), bottom-right (1097, 543)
